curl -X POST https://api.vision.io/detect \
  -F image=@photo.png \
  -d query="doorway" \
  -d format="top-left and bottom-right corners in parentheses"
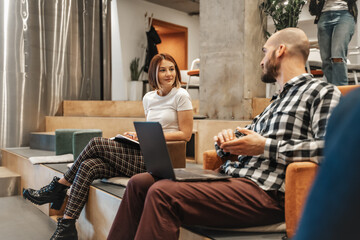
top-left (152, 19), bottom-right (188, 70)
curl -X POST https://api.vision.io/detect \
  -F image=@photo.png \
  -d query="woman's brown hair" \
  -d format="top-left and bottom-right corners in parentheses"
top-left (148, 53), bottom-right (181, 90)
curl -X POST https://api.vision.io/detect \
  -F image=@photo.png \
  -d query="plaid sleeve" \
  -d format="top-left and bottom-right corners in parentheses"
top-left (266, 85), bottom-right (341, 164)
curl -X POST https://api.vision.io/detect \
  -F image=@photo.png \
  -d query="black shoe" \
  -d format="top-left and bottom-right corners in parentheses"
top-left (23, 176), bottom-right (69, 210)
top-left (50, 218), bottom-right (78, 240)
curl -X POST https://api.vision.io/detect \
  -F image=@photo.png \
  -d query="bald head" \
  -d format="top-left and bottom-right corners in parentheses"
top-left (266, 28), bottom-right (310, 63)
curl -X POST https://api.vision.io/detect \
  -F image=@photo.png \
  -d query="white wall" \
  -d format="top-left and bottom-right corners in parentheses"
top-left (111, 0), bottom-right (200, 100)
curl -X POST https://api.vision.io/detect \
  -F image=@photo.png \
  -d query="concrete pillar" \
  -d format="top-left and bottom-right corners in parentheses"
top-left (200, 0), bottom-right (266, 120)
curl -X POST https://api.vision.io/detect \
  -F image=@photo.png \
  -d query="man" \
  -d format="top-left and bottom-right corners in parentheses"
top-left (294, 87), bottom-right (360, 240)
top-left (107, 28), bottom-right (341, 240)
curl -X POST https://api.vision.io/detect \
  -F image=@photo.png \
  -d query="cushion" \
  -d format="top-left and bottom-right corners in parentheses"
top-left (29, 154), bottom-right (74, 165)
top-left (55, 129), bottom-right (102, 159)
top-left (101, 177), bottom-right (130, 187)
top-left (72, 130), bottom-right (102, 160)
top-left (55, 129), bottom-right (78, 155)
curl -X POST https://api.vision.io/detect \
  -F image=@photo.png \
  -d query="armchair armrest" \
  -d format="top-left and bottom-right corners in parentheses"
top-left (285, 161), bottom-right (318, 238)
top-left (203, 150), bottom-right (224, 170)
top-left (203, 150), bottom-right (238, 170)
top-left (166, 141), bottom-right (186, 168)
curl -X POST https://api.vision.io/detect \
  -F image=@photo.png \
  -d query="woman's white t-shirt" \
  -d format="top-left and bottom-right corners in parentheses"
top-left (143, 87), bottom-right (193, 132)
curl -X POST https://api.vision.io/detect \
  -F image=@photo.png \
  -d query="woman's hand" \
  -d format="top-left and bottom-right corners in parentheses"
top-left (123, 132), bottom-right (138, 141)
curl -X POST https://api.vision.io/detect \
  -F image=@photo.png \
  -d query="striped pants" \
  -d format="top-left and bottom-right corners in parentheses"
top-left (63, 137), bottom-right (145, 219)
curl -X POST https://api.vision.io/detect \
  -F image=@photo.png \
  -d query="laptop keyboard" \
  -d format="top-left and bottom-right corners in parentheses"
top-left (174, 169), bottom-right (205, 179)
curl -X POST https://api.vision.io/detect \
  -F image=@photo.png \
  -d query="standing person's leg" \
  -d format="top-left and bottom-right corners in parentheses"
top-left (330, 11), bottom-right (355, 86)
top-left (318, 11), bottom-right (335, 84)
top-left (107, 173), bottom-right (156, 240)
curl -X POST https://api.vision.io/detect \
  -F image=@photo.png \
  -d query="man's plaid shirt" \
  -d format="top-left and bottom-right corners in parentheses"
top-left (219, 74), bottom-right (341, 192)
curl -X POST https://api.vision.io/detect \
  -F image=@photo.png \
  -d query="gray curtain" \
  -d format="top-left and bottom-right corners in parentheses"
top-left (0, 0), bottom-right (111, 148)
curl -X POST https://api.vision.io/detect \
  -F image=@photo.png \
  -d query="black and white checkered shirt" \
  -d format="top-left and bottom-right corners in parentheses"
top-left (219, 74), bottom-right (341, 192)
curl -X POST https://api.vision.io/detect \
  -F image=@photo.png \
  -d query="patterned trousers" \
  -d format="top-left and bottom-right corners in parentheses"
top-left (63, 137), bottom-right (145, 219)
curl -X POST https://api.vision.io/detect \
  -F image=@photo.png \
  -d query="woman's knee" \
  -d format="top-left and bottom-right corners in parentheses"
top-left (82, 137), bottom-right (107, 156)
top-left (77, 160), bottom-right (99, 179)
top-left (87, 137), bottom-right (103, 147)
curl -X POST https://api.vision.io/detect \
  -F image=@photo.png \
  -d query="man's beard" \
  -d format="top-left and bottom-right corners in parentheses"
top-left (261, 52), bottom-right (279, 83)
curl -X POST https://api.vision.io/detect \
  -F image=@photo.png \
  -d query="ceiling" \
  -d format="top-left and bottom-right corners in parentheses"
top-left (144, 0), bottom-right (200, 15)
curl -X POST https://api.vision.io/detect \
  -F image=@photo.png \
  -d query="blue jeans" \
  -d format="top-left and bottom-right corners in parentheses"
top-left (318, 10), bottom-right (355, 86)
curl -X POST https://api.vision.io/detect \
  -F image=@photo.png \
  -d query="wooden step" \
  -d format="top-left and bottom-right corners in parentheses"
top-left (0, 167), bottom-right (21, 197)
top-left (61, 100), bottom-right (200, 117)
top-left (45, 116), bottom-right (145, 138)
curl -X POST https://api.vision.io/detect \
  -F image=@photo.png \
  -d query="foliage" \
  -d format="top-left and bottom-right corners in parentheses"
top-left (130, 57), bottom-right (144, 81)
top-left (259, 0), bottom-right (307, 37)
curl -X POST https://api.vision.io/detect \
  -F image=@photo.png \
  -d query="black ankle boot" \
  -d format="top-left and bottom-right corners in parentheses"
top-left (23, 176), bottom-right (69, 210)
top-left (50, 218), bottom-right (78, 240)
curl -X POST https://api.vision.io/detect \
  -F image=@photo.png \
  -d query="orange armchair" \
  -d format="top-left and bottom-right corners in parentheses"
top-left (203, 150), bottom-right (317, 238)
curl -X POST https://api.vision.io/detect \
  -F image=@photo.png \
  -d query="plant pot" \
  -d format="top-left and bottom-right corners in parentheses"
top-left (128, 81), bottom-right (143, 101)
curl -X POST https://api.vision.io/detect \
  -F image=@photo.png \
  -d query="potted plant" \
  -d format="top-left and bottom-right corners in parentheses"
top-left (129, 57), bottom-right (145, 100)
top-left (259, 0), bottom-right (306, 37)
top-left (130, 57), bottom-right (144, 81)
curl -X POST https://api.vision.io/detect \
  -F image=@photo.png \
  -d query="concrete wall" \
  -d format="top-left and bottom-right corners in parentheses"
top-left (199, 0), bottom-right (266, 120)
top-left (111, 0), bottom-right (200, 100)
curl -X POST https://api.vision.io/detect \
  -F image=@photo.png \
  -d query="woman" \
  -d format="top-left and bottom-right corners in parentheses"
top-left (309, 0), bottom-right (357, 85)
top-left (23, 53), bottom-right (193, 240)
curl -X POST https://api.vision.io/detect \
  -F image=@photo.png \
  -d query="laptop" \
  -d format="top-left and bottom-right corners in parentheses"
top-left (134, 121), bottom-right (231, 181)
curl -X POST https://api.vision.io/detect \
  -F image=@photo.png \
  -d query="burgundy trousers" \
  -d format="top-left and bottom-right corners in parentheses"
top-left (107, 173), bottom-right (284, 240)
